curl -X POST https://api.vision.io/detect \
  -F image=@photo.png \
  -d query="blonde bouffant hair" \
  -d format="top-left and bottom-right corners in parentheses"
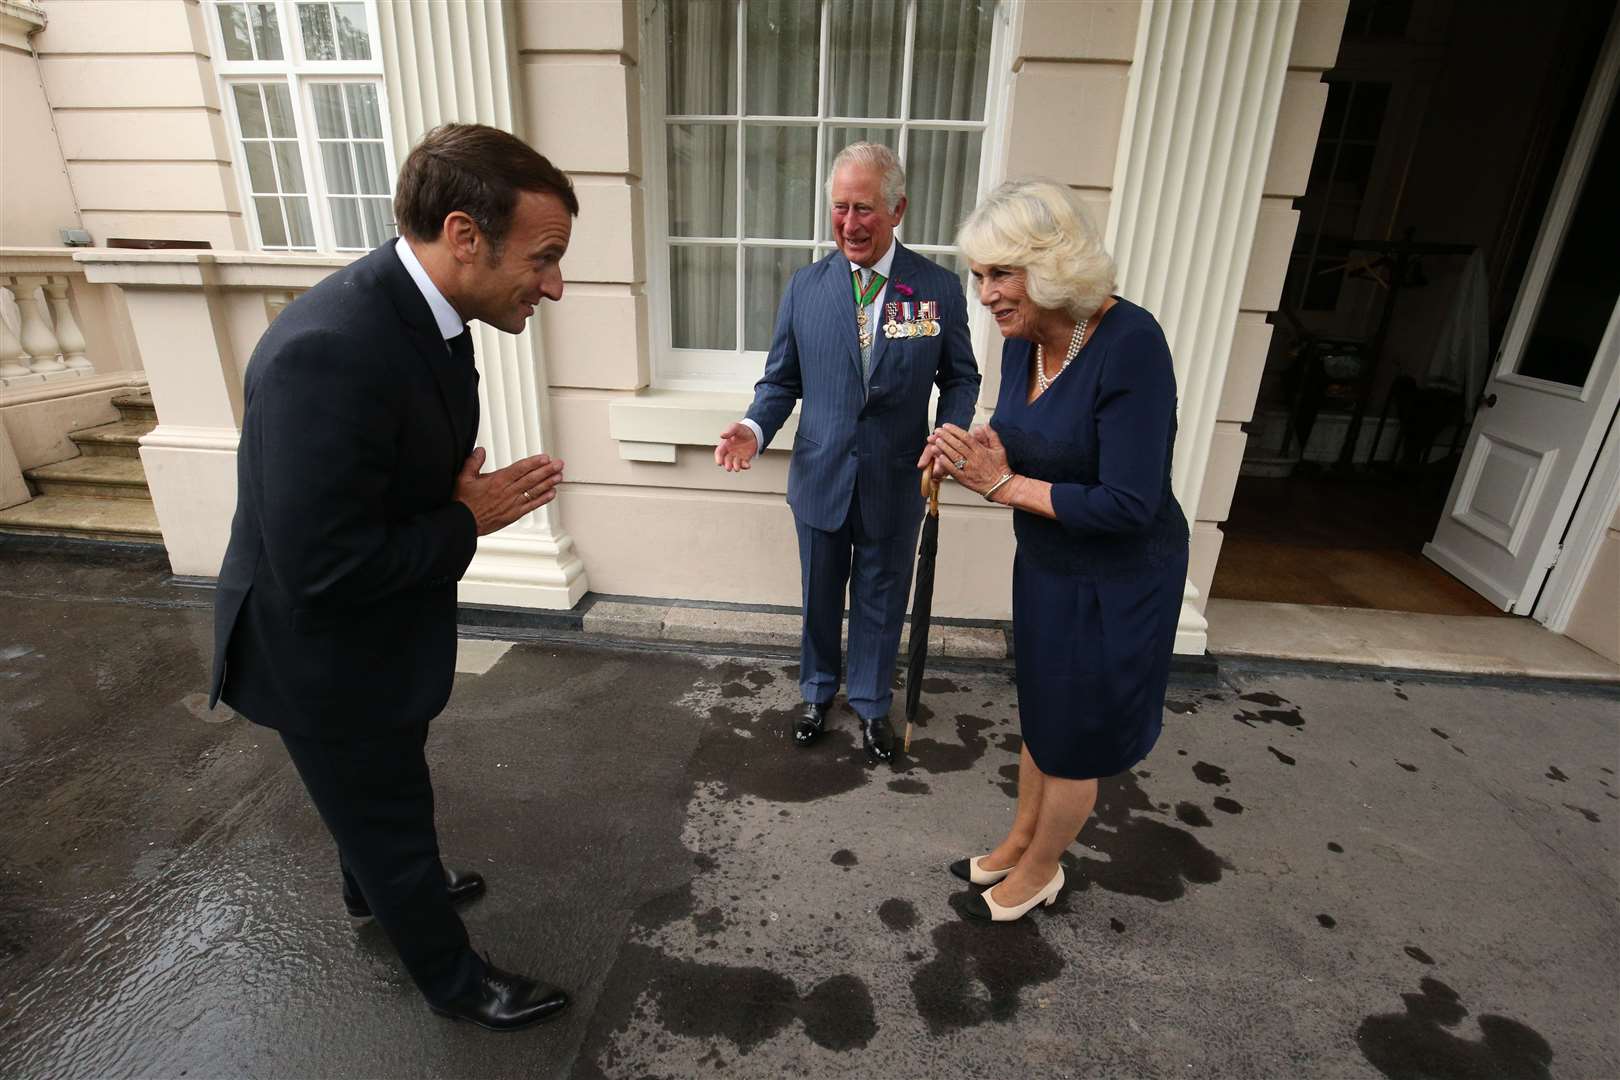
top-left (956, 178), bottom-right (1117, 322)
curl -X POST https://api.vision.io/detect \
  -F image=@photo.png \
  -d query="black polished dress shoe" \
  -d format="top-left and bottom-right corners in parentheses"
top-left (429, 958), bottom-right (569, 1032)
top-left (794, 701), bottom-right (829, 747)
top-left (861, 714), bottom-right (894, 764)
top-left (344, 867), bottom-right (486, 918)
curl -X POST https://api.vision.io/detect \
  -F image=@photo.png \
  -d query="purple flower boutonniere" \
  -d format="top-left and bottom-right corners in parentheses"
top-left (892, 282), bottom-right (914, 298)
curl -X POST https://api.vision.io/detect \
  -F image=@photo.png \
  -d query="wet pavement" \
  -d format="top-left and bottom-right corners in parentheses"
top-left (2, 540), bottom-right (1618, 1079)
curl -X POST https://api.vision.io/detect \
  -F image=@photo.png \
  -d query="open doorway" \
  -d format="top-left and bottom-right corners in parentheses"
top-left (1213, 0), bottom-right (1619, 617)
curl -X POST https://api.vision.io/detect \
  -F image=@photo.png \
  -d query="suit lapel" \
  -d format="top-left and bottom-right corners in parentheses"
top-left (370, 243), bottom-right (475, 471)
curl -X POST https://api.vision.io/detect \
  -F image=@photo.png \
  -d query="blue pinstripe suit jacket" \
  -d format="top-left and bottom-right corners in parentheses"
top-left (746, 244), bottom-right (982, 539)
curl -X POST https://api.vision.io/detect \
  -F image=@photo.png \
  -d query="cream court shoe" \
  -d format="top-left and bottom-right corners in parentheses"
top-left (961, 867), bottom-right (1064, 922)
top-left (948, 855), bottom-right (1014, 886)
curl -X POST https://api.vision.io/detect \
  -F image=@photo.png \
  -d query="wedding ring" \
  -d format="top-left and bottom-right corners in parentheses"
top-left (953, 458), bottom-right (967, 470)
top-left (522, 489), bottom-right (532, 500)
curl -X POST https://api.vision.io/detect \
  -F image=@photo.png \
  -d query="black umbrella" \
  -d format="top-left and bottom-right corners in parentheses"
top-left (903, 470), bottom-right (941, 753)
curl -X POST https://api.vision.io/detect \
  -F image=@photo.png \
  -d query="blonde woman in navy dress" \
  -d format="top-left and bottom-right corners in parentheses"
top-left (926, 179), bottom-right (1189, 923)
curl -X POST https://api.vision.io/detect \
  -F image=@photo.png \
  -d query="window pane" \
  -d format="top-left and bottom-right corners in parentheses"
top-left (218, 3), bottom-right (254, 61)
top-left (285, 197), bottom-right (315, 247)
top-left (264, 82), bottom-right (297, 138)
top-left (312, 83), bottom-right (347, 138)
top-left (746, 0), bottom-right (818, 116)
top-left (299, 2), bottom-right (336, 60)
top-left (666, 0), bottom-right (736, 115)
top-left (322, 143), bottom-right (356, 193)
top-left (332, 198), bottom-right (364, 248)
top-left (233, 84), bottom-right (267, 138)
top-left (827, 125), bottom-right (900, 155)
top-left (905, 129), bottom-right (983, 247)
top-left (910, 0), bottom-right (996, 121)
top-left (1516, 99), bottom-right (1619, 387)
top-left (667, 123), bottom-right (737, 237)
top-left (255, 196), bottom-right (288, 246)
top-left (827, 0), bottom-right (906, 119)
top-left (334, 2), bottom-right (370, 59)
top-left (670, 246), bottom-right (737, 349)
top-left (345, 83), bottom-right (383, 139)
top-left (244, 141), bottom-right (276, 192)
top-left (744, 126), bottom-right (816, 239)
top-left (274, 142), bottom-right (306, 193)
top-left (744, 247), bottom-right (813, 350)
top-left (249, 2), bottom-right (283, 60)
top-left (354, 142), bottom-right (388, 194)
top-left (361, 198), bottom-right (393, 246)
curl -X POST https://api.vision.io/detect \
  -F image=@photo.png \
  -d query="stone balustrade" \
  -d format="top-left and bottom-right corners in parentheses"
top-left (0, 251), bottom-right (95, 388)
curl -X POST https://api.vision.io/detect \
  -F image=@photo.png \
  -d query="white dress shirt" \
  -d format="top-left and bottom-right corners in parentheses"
top-left (394, 236), bottom-right (466, 345)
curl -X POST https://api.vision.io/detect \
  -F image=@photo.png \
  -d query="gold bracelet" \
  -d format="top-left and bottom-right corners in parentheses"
top-left (982, 472), bottom-right (1015, 502)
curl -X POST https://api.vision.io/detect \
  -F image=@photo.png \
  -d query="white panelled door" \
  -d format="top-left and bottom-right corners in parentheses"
top-left (1424, 15), bottom-right (1620, 611)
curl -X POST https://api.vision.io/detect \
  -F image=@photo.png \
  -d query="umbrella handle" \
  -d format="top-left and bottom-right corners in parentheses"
top-left (919, 468), bottom-right (940, 515)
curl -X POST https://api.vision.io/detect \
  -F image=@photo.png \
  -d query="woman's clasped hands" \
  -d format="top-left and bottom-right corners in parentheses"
top-left (920, 423), bottom-right (1013, 499)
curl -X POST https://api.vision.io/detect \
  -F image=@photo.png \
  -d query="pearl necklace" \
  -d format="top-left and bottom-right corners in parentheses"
top-left (1035, 316), bottom-right (1088, 393)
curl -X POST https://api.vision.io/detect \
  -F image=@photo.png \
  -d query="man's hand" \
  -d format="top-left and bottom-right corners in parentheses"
top-left (714, 422), bottom-right (759, 472)
top-left (454, 447), bottom-right (565, 536)
top-left (916, 441), bottom-right (949, 479)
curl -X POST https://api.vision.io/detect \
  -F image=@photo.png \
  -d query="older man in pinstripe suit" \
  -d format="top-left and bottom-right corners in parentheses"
top-left (715, 142), bottom-right (981, 763)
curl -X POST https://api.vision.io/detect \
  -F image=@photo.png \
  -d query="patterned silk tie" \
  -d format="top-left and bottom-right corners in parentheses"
top-left (854, 267), bottom-right (884, 384)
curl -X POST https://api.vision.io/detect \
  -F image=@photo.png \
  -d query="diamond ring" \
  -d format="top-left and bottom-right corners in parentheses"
top-left (953, 458), bottom-right (967, 470)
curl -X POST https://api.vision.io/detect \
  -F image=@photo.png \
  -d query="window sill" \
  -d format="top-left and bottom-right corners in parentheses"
top-left (605, 388), bottom-right (798, 463)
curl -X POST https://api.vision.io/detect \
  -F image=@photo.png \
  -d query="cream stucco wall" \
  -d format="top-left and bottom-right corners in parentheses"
top-left (31, 0), bottom-right (244, 250)
top-left (1, 2), bottom-right (78, 247)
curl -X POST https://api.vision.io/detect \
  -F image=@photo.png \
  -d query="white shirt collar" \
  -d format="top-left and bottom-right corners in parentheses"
top-left (854, 240), bottom-right (898, 283)
top-left (394, 237), bottom-right (465, 341)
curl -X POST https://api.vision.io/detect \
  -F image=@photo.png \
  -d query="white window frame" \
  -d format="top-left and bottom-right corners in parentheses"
top-left (206, 0), bottom-right (399, 254)
top-left (640, 0), bottom-right (1012, 392)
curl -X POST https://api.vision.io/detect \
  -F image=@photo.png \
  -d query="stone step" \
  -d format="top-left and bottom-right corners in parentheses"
top-left (111, 391), bottom-right (157, 424)
top-left (24, 456), bottom-right (152, 500)
top-left (0, 493), bottom-right (162, 543)
top-left (69, 419), bottom-right (155, 459)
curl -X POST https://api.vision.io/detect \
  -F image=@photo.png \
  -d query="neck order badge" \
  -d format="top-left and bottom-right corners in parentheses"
top-left (852, 268), bottom-right (886, 350)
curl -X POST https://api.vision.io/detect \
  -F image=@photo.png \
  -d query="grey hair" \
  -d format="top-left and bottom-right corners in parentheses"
top-left (825, 142), bottom-right (907, 212)
top-left (956, 178), bottom-right (1117, 322)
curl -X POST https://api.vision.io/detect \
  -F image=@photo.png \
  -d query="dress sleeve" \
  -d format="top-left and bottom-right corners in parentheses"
top-left (1048, 326), bottom-right (1177, 534)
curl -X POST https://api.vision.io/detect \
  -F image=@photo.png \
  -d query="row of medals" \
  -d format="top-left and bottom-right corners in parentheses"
top-left (857, 309), bottom-right (941, 348)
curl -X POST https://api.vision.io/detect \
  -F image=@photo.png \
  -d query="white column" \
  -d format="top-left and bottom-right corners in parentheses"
top-left (1106, 0), bottom-right (1298, 654)
top-left (13, 276), bottom-right (68, 377)
top-left (376, 0), bottom-right (588, 609)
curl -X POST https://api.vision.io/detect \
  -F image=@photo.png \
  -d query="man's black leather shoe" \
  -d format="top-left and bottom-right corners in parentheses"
top-left (345, 867), bottom-right (485, 918)
top-left (429, 959), bottom-right (569, 1032)
top-left (794, 701), bottom-right (829, 747)
top-left (861, 714), bottom-right (894, 764)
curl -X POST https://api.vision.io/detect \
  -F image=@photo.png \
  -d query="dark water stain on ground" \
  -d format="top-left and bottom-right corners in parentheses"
top-left (878, 898), bottom-right (916, 931)
top-left (1546, 765), bottom-right (1568, 782)
top-left (745, 669), bottom-right (774, 687)
top-left (887, 777), bottom-right (931, 795)
top-left (1165, 700), bottom-right (1199, 715)
top-left (693, 852), bottom-right (718, 873)
top-left (1405, 946), bottom-right (1435, 965)
top-left (1109, 917), bottom-right (1126, 933)
top-left (1175, 802), bottom-right (1212, 828)
top-left (1193, 761), bottom-right (1230, 787)
top-left (896, 713), bottom-right (994, 776)
top-left (1397, 761), bottom-right (1419, 773)
top-left (1318, 914), bottom-right (1336, 928)
top-left (831, 849), bottom-right (858, 868)
top-left (1213, 797), bottom-right (1243, 815)
top-left (634, 946), bottom-right (878, 1054)
top-left (996, 763), bottom-right (1020, 798)
top-left (1563, 803), bottom-right (1601, 823)
top-left (1072, 772), bottom-right (1230, 902)
top-left (693, 705), bottom-right (870, 803)
top-left (910, 898), bottom-right (1066, 1035)
top-left (1235, 706), bottom-right (1306, 729)
top-left (1267, 746), bottom-right (1296, 766)
top-left (921, 677), bottom-right (959, 693)
top-left (1240, 691), bottom-right (1286, 707)
top-left (1328, 842), bottom-right (1344, 853)
top-left (692, 907), bottom-right (727, 936)
top-left (1431, 727), bottom-right (1450, 740)
top-left (995, 733), bottom-right (1023, 754)
top-left (1356, 977), bottom-right (1552, 1080)
top-left (719, 681), bottom-right (755, 698)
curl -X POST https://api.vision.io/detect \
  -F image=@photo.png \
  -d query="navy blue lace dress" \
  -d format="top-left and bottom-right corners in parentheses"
top-left (990, 298), bottom-right (1189, 780)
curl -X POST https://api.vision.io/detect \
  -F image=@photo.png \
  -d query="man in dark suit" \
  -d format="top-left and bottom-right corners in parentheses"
top-left (714, 143), bottom-right (981, 763)
top-left (211, 124), bottom-right (573, 1031)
